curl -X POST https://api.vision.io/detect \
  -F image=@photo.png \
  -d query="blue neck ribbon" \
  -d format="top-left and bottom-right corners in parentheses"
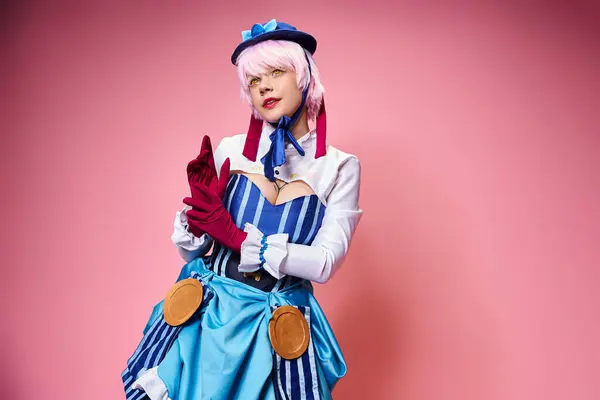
top-left (260, 51), bottom-right (313, 181)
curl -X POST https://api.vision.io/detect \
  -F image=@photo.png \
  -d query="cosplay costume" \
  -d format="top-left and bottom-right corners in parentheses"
top-left (122, 20), bottom-right (362, 400)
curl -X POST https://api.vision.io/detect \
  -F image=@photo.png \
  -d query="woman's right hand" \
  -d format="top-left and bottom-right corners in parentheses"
top-left (185, 136), bottom-right (230, 237)
top-left (185, 135), bottom-right (214, 237)
top-left (187, 135), bottom-right (229, 200)
top-left (187, 135), bottom-right (216, 198)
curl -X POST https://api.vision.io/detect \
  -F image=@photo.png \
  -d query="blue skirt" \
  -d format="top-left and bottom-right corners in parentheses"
top-left (122, 258), bottom-right (347, 400)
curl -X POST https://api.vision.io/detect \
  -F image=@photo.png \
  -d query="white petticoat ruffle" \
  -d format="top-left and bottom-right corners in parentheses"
top-left (132, 367), bottom-right (172, 400)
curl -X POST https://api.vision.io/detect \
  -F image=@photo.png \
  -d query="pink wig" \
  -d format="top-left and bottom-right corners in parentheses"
top-left (236, 40), bottom-right (325, 121)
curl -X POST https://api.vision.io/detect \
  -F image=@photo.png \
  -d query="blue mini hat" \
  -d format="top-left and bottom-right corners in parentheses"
top-left (231, 19), bottom-right (317, 65)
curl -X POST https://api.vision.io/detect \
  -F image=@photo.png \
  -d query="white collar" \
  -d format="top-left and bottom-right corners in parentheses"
top-left (261, 124), bottom-right (317, 151)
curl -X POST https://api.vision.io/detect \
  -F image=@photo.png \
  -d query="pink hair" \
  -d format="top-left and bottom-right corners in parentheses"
top-left (236, 40), bottom-right (325, 121)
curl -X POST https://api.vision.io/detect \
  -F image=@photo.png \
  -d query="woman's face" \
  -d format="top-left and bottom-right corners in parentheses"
top-left (247, 67), bottom-right (303, 123)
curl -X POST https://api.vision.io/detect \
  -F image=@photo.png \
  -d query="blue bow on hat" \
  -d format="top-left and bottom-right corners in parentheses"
top-left (231, 19), bottom-right (316, 65)
top-left (242, 19), bottom-right (278, 41)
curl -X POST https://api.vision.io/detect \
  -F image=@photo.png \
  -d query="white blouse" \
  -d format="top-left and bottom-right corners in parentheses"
top-left (171, 123), bottom-right (363, 283)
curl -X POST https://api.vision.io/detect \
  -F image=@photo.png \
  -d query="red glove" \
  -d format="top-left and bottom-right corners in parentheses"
top-left (187, 135), bottom-right (228, 201)
top-left (185, 136), bottom-right (229, 237)
top-left (183, 179), bottom-right (248, 253)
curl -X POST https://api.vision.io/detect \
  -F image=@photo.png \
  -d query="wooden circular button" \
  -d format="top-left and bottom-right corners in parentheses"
top-left (268, 305), bottom-right (310, 360)
top-left (163, 278), bottom-right (204, 327)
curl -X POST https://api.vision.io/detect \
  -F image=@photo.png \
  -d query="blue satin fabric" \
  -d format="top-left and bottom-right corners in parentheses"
top-left (141, 258), bottom-right (346, 399)
top-left (261, 116), bottom-right (306, 182)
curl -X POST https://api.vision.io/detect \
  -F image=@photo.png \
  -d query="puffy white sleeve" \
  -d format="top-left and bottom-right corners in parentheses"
top-left (171, 206), bottom-right (214, 262)
top-left (238, 156), bottom-right (363, 283)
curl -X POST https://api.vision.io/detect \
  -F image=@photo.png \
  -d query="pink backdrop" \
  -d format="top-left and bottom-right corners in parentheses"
top-left (2, 1), bottom-right (599, 399)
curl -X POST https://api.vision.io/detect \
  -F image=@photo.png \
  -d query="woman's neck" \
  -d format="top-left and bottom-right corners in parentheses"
top-left (289, 108), bottom-right (310, 140)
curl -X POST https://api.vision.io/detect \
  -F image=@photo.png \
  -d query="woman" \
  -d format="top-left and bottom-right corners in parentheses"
top-left (122, 19), bottom-right (362, 400)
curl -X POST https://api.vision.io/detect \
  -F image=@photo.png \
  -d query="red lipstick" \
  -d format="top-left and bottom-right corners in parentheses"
top-left (263, 98), bottom-right (280, 109)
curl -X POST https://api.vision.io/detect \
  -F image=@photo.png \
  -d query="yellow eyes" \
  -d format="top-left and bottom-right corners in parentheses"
top-left (248, 69), bottom-right (285, 87)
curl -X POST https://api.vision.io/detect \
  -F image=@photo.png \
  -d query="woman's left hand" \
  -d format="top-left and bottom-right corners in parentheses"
top-left (183, 177), bottom-right (247, 252)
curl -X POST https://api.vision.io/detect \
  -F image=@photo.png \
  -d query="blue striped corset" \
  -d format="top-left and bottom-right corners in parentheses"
top-left (203, 173), bottom-right (326, 292)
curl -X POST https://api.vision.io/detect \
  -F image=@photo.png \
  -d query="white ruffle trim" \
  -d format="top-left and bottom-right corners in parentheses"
top-left (238, 223), bottom-right (289, 279)
top-left (132, 367), bottom-right (172, 400)
top-left (171, 205), bottom-right (210, 251)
